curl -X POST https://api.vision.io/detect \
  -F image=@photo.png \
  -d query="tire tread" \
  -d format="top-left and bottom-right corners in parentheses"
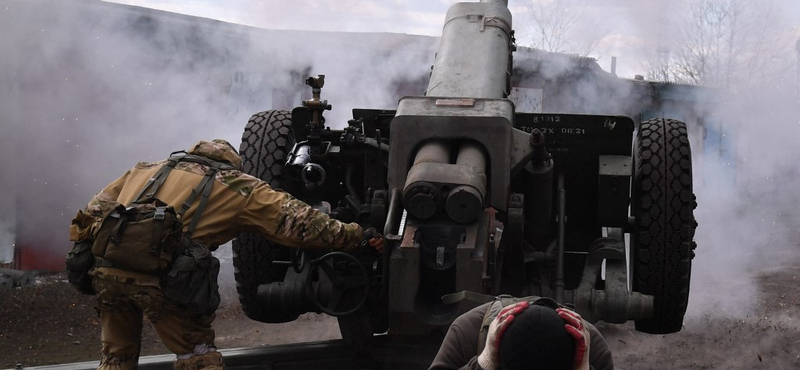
top-left (232, 110), bottom-right (298, 323)
top-left (632, 118), bottom-right (697, 334)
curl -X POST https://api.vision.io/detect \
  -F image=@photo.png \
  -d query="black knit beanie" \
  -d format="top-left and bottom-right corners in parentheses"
top-left (498, 303), bottom-right (575, 370)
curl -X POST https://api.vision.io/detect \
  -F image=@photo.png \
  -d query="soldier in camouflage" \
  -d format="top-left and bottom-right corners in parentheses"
top-left (69, 139), bottom-right (383, 370)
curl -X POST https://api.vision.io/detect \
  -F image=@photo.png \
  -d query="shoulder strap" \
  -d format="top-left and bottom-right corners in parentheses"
top-left (131, 153), bottom-right (184, 203)
top-left (129, 151), bottom-right (237, 237)
top-left (176, 155), bottom-right (235, 237)
top-left (478, 299), bottom-right (505, 351)
top-left (180, 166), bottom-right (215, 237)
top-left (441, 290), bottom-right (496, 305)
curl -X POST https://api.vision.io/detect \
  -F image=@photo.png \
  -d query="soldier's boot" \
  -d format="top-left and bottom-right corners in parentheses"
top-left (173, 351), bottom-right (225, 370)
top-left (98, 353), bottom-right (138, 370)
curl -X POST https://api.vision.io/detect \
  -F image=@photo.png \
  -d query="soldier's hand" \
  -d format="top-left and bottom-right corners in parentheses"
top-left (362, 227), bottom-right (384, 253)
top-left (557, 308), bottom-right (591, 370)
top-left (478, 300), bottom-right (530, 370)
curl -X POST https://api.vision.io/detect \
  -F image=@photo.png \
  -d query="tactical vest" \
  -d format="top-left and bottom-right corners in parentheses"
top-left (91, 152), bottom-right (235, 274)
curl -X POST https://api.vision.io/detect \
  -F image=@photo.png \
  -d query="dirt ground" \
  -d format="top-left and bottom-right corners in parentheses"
top-left (0, 271), bottom-right (342, 368)
top-left (599, 265), bottom-right (800, 369)
top-left (2, 265), bottom-right (799, 370)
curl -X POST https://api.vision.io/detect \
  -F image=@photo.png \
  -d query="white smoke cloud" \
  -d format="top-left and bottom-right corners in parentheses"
top-left (3, 0), bottom-right (800, 338)
top-left (0, 0), bottom-right (435, 277)
top-left (688, 86), bottom-right (800, 318)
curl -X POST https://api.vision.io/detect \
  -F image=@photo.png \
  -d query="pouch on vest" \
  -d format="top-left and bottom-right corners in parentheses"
top-left (162, 236), bottom-right (221, 315)
top-left (88, 152), bottom-right (233, 314)
top-left (66, 210), bottom-right (99, 294)
top-left (91, 200), bottom-right (182, 274)
top-left (65, 240), bottom-right (95, 294)
top-left (89, 153), bottom-right (233, 276)
top-left (157, 154), bottom-right (232, 314)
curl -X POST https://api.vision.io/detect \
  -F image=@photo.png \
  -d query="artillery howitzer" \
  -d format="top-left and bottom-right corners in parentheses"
top-left (232, 0), bottom-right (697, 360)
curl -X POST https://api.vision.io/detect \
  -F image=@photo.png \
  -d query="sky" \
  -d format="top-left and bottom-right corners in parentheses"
top-left (102, 0), bottom-right (800, 79)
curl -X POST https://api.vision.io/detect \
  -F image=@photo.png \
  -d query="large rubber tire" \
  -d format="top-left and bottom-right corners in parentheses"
top-left (232, 110), bottom-right (299, 323)
top-left (631, 118), bottom-right (698, 334)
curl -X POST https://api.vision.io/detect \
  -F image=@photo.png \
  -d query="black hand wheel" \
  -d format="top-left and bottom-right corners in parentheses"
top-left (291, 248), bottom-right (307, 274)
top-left (306, 251), bottom-right (369, 317)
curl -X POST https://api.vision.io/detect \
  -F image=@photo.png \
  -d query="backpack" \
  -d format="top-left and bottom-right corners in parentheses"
top-left (89, 152), bottom-right (235, 314)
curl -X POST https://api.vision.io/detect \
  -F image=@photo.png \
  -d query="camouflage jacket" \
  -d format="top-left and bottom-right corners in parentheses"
top-left (69, 139), bottom-right (363, 253)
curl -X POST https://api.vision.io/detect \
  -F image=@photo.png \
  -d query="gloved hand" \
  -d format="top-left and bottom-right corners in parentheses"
top-left (361, 227), bottom-right (384, 253)
top-left (557, 308), bottom-right (591, 370)
top-left (477, 301), bottom-right (530, 370)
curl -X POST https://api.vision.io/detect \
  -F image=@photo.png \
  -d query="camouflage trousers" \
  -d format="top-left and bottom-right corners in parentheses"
top-left (92, 274), bottom-right (224, 370)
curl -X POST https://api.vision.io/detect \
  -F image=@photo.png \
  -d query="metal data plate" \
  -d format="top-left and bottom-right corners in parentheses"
top-left (513, 113), bottom-right (635, 167)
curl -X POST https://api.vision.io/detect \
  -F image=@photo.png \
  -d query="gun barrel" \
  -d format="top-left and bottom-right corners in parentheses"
top-left (426, 0), bottom-right (513, 99)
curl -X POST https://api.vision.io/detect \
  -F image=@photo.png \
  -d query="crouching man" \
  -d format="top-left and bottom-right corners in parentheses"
top-left (67, 139), bottom-right (383, 370)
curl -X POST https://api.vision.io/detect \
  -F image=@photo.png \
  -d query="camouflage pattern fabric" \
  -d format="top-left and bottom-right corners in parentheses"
top-left (71, 139), bottom-right (364, 368)
top-left (84, 139), bottom-right (246, 219)
top-left (93, 277), bottom-right (216, 368)
top-left (275, 196), bottom-right (362, 247)
top-left (187, 139), bottom-right (242, 170)
top-left (75, 139), bottom-right (362, 250)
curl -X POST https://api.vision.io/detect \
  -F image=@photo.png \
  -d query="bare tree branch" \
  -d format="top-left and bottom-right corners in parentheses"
top-left (519, 0), bottom-right (608, 57)
top-left (654, 0), bottom-right (790, 91)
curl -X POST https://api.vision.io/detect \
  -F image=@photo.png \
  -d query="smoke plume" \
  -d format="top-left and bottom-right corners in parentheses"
top-left (3, 0), bottom-right (800, 341)
top-left (0, 0), bottom-right (435, 270)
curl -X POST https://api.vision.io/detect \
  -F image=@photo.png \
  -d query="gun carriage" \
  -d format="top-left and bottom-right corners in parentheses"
top-left (232, 0), bottom-right (697, 359)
